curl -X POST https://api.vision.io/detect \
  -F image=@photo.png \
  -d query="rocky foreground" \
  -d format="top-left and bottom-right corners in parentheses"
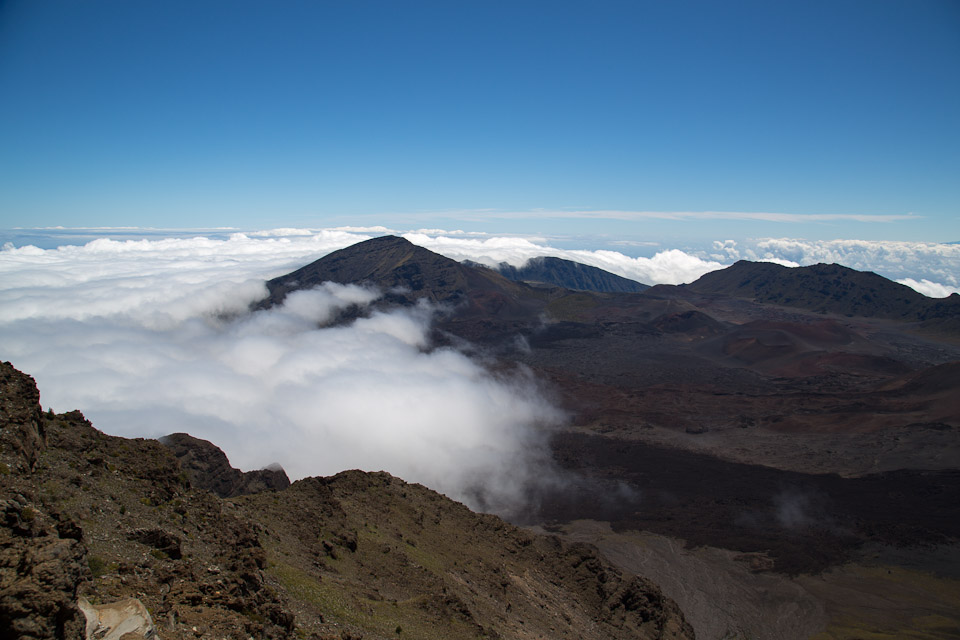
top-left (0, 361), bottom-right (694, 640)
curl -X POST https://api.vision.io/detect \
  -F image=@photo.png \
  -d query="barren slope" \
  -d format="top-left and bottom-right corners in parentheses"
top-left (0, 361), bottom-right (693, 640)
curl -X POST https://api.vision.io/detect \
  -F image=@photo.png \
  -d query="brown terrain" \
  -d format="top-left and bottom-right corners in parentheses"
top-left (0, 362), bottom-right (693, 640)
top-left (260, 236), bottom-right (960, 639)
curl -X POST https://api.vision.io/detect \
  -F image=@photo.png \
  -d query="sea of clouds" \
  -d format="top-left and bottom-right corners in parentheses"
top-left (1, 227), bottom-right (957, 513)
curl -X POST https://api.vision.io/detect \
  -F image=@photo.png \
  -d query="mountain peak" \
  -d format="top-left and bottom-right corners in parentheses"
top-left (261, 235), bottom-right (471, 307)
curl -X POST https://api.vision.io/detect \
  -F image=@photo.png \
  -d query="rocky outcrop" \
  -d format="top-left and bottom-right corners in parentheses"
top-left (237, 470), bottom-right (695, 639)
top-left (0, 495), bottom-right (88, 639)
top-left (0, 364), bottom-right (88, 639)
top-left (159, 432), bottom-right (290, 498)
top-left (1, 361), bottom-right (696, 639)
top-left (1, 365), bottom-right (295, 639)
top-left (0, 361), bottom-right (47, 471)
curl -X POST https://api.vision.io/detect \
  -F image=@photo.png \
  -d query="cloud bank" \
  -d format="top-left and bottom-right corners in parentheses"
top-left (6, 226), bottom-right (957, 294)
top-left (2, 228), bottom-right (957, 510)
top-left (0, 234), bottom-right (564, 515)
top-left (399, 232), bottom-right (959, 294)
top-left (401, 233), bottom-right (726, 286)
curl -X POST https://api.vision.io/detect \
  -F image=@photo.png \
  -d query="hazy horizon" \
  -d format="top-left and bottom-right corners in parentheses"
top-left (3, 226), bottom-right (958, 296)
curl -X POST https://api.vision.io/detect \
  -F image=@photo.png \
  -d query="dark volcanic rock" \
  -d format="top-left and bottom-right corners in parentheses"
top-left (544, 432), bottom-right (960, 575)
top-left (486, 255), bottom-right (649, 293)
top-left (0, 495), bottom-right (88, 640)
top-left (0, 364), bottom-right (88, 639)
top-left (652, 309), bottom-right (727, 336)
top-left (0, 361), bottom-right (46, 471)
top-left (159, 432), bottom-right (290, 498)
top-left (261, 235), bottom-right (523, 308)
top-left (257, 235), bottom-right (601, 347)
top-left (126, 527), bottom-right (183, 560)
top-left (263, 235), bottom-right (471, 306)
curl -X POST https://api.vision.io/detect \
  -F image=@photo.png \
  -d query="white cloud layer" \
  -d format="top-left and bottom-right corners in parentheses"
top-left (401, 233), bottom-right (726, 285)
top-left (0, 232), bottom-right (564, 514)
top-left (1, 227), bottom-right (957, 512)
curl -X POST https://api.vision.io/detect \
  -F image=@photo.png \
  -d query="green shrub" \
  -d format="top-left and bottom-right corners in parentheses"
top-left (88, 556), bottom-right (109, 578)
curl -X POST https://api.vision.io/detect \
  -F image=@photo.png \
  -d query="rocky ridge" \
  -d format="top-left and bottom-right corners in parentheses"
top-left (677, 259), bottom-right (960, 323)
top-left (0, 361), bottom-right (694, 639)
top-left (159, 433), bottom-right (290, 499)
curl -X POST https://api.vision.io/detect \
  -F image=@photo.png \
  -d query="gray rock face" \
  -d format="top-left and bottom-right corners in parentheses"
top-left (159, 432), bottom-right (290, 498)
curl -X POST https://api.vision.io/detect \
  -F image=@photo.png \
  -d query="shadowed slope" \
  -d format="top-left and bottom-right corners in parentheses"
top-left (485, 256), bottom-right (649, 293)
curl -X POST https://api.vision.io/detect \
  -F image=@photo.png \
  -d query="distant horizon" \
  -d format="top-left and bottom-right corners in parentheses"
top-left (2, 225), bottom-right (958, 298)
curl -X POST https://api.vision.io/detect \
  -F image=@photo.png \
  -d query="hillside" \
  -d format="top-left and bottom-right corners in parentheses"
top-left (0, 361), bottom-right (693, 640)
top-left (260, 235), bottom-right (549, 321)
top-left (680, 260), bottom-right (959, 321)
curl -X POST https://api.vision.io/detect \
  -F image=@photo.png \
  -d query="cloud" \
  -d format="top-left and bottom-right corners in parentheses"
top-left (401, 232), bottom-right (958, 292)
top-left (3, 226), bottom-right (957, 515)
top-left (402, 233), bottom-right (724, 285)
top-left (0, 233), bottom-right (564, 515)
top-left (0, 230), bottom-right (369, 324)
top-left (895, 278), bottom-right (960, 298)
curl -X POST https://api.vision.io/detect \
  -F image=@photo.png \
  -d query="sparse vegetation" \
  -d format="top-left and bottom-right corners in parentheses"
top-left (88, 556), bottom-right (110, 578)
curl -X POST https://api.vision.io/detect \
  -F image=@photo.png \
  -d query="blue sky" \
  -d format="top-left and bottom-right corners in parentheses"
top-left (0, 0), bottom-right (958, 243)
